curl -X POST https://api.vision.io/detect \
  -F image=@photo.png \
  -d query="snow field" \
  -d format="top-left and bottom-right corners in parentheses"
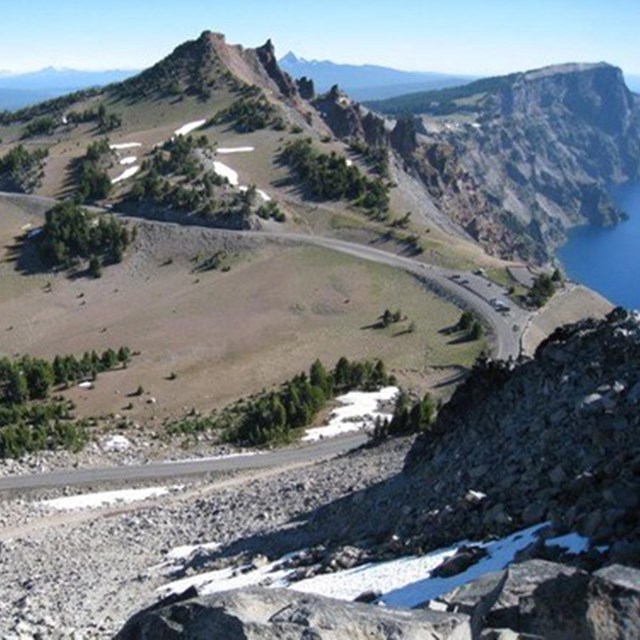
top-left (158, 523), bottom-right (591, 609)
top-left (302, 386), bottom-right (399, 442)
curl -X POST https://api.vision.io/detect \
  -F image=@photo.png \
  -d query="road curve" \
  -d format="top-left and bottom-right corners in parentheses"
top-left (0, 192), bottom-right (530, 493)
top-left (0, 433), bottom-right (368, 492)
top-left (0, 190), bottom-right (530, 361)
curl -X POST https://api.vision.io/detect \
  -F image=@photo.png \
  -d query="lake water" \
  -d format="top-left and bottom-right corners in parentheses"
top-left (557, 182), bottom-right (640, 310)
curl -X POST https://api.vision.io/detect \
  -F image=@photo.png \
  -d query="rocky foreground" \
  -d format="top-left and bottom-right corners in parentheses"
top-left (2, 309), bottom-right (640, 638)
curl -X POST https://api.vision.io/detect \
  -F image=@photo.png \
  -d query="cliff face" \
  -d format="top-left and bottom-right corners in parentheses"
top-left (373, 63), bottom-right (640, 262)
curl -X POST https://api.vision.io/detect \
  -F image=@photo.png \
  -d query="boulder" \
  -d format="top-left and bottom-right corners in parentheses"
top-left (586, 564), bottom-right (640, 639)
top-left (116, 587), bottom-right (472, 640)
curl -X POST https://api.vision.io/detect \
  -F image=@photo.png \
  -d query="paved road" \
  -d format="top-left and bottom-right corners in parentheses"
top-left (0, 433), bottom-right (368, 492)
top-left (2, 190), bottom-right (531, 360)
top-left (0, 192), bottom-right (532, 493)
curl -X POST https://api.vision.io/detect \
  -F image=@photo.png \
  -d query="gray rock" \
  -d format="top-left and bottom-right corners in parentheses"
top-left (586, 564), bottom-right (640, 639)
top-left (116, 587), bottom-right (472, 640)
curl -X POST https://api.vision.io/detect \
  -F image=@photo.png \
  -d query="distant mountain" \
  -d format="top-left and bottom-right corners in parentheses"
top-left (278, 52), bottom-right (474, 101)
top-left (0, 67), bottom-right (138, 110)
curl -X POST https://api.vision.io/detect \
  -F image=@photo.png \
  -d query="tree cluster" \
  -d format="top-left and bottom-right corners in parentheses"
top-left (221, 358), bottom-right (394, 447)
top-left (0, 88), bottom-right (99, 126)
top-left (0, 347), bottom-right (132, 458)
top-left (211, 95), bottom-right (277, 132)
top-left (0, 145), bottom-right (48, 193)
top-left (372, 389), bottom-right (436, 440)
top-left (279, 138), bottom-right (389, 214)
top-left (256, 200), bottom-right (285, 222)
top-left (76, 139), bottom-right (113, 201)
top-left (21, 116), bottom-right (56, 138)
top-left (458, 310), bottom-right (484, 341)
top-left (38, 201), bottom-right (131, 271)
top-left (365, 73), bottom-right (518, 117)
top-left (348, 140), bottom-right (390, 178)
top-left (530, 273), bottom-right (556, 308)
top-left (67, 103), bottom-right (122, 132)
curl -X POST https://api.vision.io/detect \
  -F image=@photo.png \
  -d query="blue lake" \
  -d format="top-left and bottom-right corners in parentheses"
top-left (557, 182), bottom-right (640, 310)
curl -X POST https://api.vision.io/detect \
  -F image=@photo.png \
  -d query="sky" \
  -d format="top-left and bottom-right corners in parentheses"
top-left (0, 0), bottom-right (638, 76)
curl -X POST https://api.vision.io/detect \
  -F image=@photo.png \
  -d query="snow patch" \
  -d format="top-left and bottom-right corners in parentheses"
top-left (302, 386), bottom-right (399, 442)
top-left (40, 486), bottom-right (180, 511)
top-left (158, 524), bottom-right (557, 606)
top-left (111, 166), bottom-right (140, 184)
top-left (102, 435), bottom-right (131, 452)
top-left (77, 381), bottom-right (93, 389)
top-left (119, 156), bottom-right (137, 166)
top-left (217, 146), bottom-right (255, 154)
top-left (109, 142), bottom-right (142, 150)
top-left (293, 524), bottom-right (548, 608)
top-left (212, 161), bottom-right (239, 186)
top-left (158, 551), bottom-right (300, 597)
top-left (345, 159), bottom-right (353, 167)
top-left (256, 189), bottom-right (271, 202)
top-left (174, 119), bottom-right (207, 137)
top-left (166, 541), bottom-right (222, 561)
top-left (545, 532), bottom-right (589, 554)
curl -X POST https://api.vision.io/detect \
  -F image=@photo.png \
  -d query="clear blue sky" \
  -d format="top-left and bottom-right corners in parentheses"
top-left (1, 0), bottom-right (638, 76)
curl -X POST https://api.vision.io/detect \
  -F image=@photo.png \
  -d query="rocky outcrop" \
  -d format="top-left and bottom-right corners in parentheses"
top-left (255, 38), bottom-right (299, 100)
top-left (296, 76), bottom-right (315, 100)
top-left (436, 560), bottom-right (640, 639)
top-left (312, 86), bottom-right (389, 147)
top-left (372, 62), bottom-right (640, 262)
top-left (235, 310), bottom-right (640, 570)
top-left (116, 587), bottom-right (472, 640)
top-left (117, 561), bottom-right (640, 639)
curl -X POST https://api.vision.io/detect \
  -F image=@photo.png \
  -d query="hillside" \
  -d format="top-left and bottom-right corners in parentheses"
top-left (113, 309), bottom-right (640, 637)
top-left (1, 309), bottom-right (637, 636)
top-left (366, 63), bottom-right (640, 261)
top-left (0, 30), bottom-right (499, 269)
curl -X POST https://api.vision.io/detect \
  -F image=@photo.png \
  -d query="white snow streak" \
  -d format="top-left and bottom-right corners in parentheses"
top-left (119, 156), bottom-right (137, 166)
top-left (109, 142), bottom-right (142, 150)
top-left (40, 486), bottom-right (177, 511)
top-left (174, 119), bottom-right (207, 137)
top-left (166, 542), bottom-right (222, 561)
top-left (217, 146), bottom-right (255, 154)
top-left (302, 386), bottom-right (398, 442)
top-left (111, 166), bottom-right (140, 184)
top-left (212, 161), bottom-right (239, 186)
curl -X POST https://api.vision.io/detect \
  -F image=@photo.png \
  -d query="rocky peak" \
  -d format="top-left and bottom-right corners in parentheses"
top-left (255, 38), bottom-right (299, 99)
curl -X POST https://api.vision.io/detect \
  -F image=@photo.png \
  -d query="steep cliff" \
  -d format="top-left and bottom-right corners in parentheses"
top-left (371, 63), bottom-right (640, 262)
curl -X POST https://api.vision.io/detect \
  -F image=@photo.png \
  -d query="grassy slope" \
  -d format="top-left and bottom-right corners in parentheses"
top-left (0, 202), bottom-right (483, 425)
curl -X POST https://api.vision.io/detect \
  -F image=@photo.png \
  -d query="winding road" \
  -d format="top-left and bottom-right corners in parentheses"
top-left (0, 192), bottom-right (533, 493)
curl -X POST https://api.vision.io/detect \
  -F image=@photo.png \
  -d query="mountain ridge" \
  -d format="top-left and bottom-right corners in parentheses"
top-left (279, 51), bottom-right (475, 101)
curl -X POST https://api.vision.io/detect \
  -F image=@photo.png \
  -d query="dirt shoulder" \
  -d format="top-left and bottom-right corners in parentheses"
top-left (522, 284), bottom-right (613, 355)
